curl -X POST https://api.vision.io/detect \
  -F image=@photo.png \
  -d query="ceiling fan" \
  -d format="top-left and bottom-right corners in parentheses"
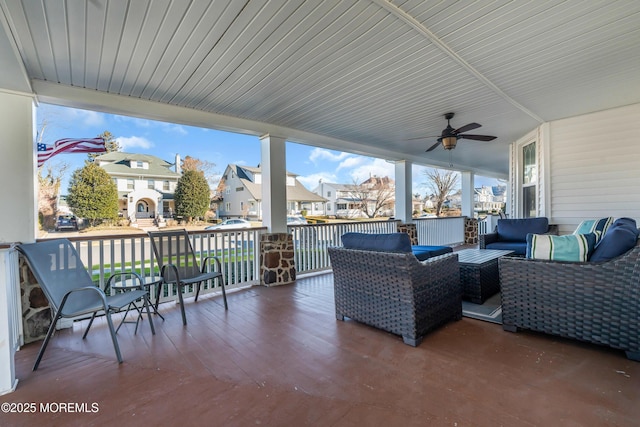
top-left (411, 112), bottom-right (497, 152)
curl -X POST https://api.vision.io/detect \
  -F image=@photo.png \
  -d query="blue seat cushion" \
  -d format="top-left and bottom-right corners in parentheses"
top-left (590, 218), bottom-right (639, 262)
top-left (341, 232), bottom-right (412, 253)
top-left (411, 245), bottom-right (453, 261)
top-left (497, 217), bottom-right (549, 242)
top-left (485, 241), bottom-right (527, 256)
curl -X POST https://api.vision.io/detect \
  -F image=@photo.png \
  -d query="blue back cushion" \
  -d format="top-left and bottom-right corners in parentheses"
top-left (341, 232), bottom-right (412, 253)
top-left (497, 217), bottom-right (549, 242)
top-left (590, 218), bottom-right (639, 262)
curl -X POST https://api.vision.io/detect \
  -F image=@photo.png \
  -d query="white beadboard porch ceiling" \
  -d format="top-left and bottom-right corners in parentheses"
top-left (1, 0), bottom-right (640, 177)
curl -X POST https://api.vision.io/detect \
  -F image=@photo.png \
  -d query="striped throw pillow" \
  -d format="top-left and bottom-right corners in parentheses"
top-left (526, 233), bottom-right (597, 262)
top-left (573, 217), bottom-right (614, 242)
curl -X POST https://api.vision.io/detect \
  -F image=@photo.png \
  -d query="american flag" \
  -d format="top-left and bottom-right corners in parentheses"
top-left (37, 137), bottom-right (106, 167)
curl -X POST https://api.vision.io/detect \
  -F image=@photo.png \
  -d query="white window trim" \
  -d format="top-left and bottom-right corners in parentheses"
top-left (513, 127), bottom-right (547, 218)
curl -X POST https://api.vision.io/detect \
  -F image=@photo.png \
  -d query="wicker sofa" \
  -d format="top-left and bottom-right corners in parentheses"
top-left (480, 217), bottom-right (558, 256)
top-left (328, 243), bottom-right (461, 347)
top-left (500, 238), bottom-right (640, 361)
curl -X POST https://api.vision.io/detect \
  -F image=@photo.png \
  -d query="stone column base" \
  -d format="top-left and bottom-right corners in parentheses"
top-left (465, 217), bottom-right (479, 244)
top-left (397, 223), bottom-right (418, 245)
top-left (19, 256), bottom-right (51, 344)
top-left (260, 233), bottom-right (296, 286)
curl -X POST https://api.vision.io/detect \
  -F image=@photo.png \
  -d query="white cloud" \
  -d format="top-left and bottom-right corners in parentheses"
top-left (116, 136), bottom-right (154, 150)
top-left (336, 156), bottom-right (366, 172)
top-left (41, 105), bottom-right (105, 129)
top-left (161, 123), bottom-right (188, 135)
top-left (76, 110), bottom-right (105, 127)
top-left (348, 158), bottom-right (395, 183)
top-left (309, 148), bottom-right (351, 164)
top-left (296, 172), bottom-right (338, 190)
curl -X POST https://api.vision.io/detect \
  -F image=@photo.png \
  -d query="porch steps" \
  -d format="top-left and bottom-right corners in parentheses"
top-left (133, 218), bottom-right (158, 231)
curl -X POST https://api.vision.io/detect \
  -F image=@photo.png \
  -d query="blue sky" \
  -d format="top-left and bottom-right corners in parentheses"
top-left (37, 103), bottom-right (500, 194)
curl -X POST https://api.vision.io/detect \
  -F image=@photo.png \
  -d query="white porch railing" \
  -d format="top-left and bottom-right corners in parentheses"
top-left (288, 220), bottom-right (400, 273)
top-left (480, 214), bottom-right (500, 235)
top-left (44, 218), bottom-right (469, 306)
top-left (414, 217), bottom-right (466, 246)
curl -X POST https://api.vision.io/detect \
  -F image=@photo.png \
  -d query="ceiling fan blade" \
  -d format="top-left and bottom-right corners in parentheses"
top-left (459, 134), bottom-right (496, 141)
top-left (454, 122), bottom-right (481, 134)
top-left (406, 135), bottom-right (439, 141)
top-left (425, 141), bottom-right (441, 152)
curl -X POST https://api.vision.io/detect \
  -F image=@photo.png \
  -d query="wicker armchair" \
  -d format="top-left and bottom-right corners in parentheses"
top-left (328, 247), bottom-right (461, 346)
top-left (499, 239), bottom-right (640, 361)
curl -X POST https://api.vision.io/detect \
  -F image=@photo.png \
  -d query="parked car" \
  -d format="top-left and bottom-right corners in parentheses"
top-left (55, 214), bottom-right (78, 231)
top-left (287, 215), bottom-right (308, 225)
top-left (205, 218), bottom-right (252, 230)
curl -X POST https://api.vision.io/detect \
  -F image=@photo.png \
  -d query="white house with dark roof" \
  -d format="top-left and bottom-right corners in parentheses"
top-left (216, 164), bottom-right (326, 220)
top-left (96, 152), bottom-right (181, 222)
top-left (313, 176), bottom-right (395, 218)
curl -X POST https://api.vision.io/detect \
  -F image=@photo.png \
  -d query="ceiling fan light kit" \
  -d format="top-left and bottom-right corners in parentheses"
top-left (441, 136), bottom-right (457, 150)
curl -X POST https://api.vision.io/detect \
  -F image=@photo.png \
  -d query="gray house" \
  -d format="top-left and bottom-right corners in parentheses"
top-left (216, 164), bottom-right (326, 220)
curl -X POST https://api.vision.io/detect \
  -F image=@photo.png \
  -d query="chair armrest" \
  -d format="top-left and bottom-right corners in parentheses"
top-left (201, 255), bottom-right (223, 274)
top-left (105, 271), bottom-right (145, 293)
top-left (160, 263), bottom-right (181, 283)
top-left (416, 252), bottom-right (461, 292)
top-left (479, 232), bottom-right (499, 249)
top-left (58, 286), bottom-right (110, 316)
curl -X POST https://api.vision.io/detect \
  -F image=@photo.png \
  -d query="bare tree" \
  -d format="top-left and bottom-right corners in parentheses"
top-left (346, 176), bottom-right (395, 218)
top-left (181, 155), bottom-right (219, 187)
top-left (38, 163), bottom-right (70, 230)
top-left (36, 119), bottom-right (70, 230)
top-left (423, 169), bottom-right (459, 216)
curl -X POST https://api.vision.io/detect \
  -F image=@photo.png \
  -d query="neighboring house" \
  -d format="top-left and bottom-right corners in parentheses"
top-left (474, 185), bottom-right (505, 213)
top-left (215, 164), bottom-right (326, 220)
top-left (446, 190), bottom-right (461, 210)
top-left (96, 152), bottom-right (181, 222)
top-left (313, 176), bottom-right (395, 218)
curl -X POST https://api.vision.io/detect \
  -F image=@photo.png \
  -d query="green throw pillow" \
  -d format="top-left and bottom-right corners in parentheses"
top-left (573, 217), bottom-right (613, 242)
top-left (526, 233), bottom-right (597, 262)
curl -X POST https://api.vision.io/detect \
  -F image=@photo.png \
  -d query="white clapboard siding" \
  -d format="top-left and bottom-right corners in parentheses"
top-left (548, 103), bottom-right (640, 234)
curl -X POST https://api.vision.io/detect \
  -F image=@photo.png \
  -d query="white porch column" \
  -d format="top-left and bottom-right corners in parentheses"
top-left (461, 171), bottom-right (474, 218)
top-left (260, 134), bottom-right (288, 233)
top-left (394, 161), bottom-right (413, 223)
top-left (0, 90), bottom-right (37, 395)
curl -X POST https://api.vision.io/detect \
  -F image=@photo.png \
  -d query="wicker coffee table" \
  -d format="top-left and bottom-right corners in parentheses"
top-left (456, 249), bottom-right (514, 304)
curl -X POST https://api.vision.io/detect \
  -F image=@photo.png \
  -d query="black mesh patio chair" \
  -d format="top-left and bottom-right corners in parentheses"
top-left (17, 239), bottom-right (155, 371)
top-left (148, 229), bottom-right (227, 325)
